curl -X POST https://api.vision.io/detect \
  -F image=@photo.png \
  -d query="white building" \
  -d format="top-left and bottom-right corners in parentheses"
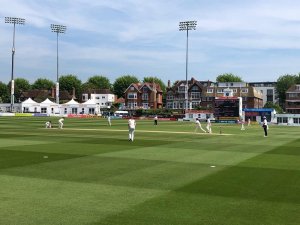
top-left (40, 98), bottom-right (59, 115)
top-left (21, 98), bottom-right (40, 113)
top-left (248, 82), bottom-right (277, 106)
top-left (82, 89), bottom-right (115, 109)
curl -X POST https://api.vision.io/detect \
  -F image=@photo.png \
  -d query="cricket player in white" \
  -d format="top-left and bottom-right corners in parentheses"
top-left (128, 117), bottom-right (136, 141)
top-left (107, 116), bottom-right (111, 126)
top-left (45, 121), bottom-right (52, 128)
top-left (206, 118), bottom-right (212, 133)
top-left (195, 118), bottom-right (206, 133)
top-left (58, 118), bottom-right (64, 129)
top-left (241, 119), bottom-right (245, 130)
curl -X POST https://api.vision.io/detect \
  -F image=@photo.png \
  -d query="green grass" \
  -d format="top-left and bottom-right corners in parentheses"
top-left (0, 117), bottom-right (299, 225)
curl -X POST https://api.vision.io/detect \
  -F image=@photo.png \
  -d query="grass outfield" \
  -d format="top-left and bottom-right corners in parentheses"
top-left (0, 117), bottom-right (300, 225)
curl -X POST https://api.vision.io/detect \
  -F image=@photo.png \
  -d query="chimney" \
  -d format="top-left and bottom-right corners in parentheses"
top-left (72, 87), bottom-right (76, 99)
top-left (168, 80), bottom-right (171, 88)
top-left (51, 87), bottom-right (55, 98)
top-left (191, 77), bottom-right (196, 84)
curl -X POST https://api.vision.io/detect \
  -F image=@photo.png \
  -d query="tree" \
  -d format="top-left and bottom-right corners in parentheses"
top-left (263, 101), bottom-right (283, 114)
top-left (113, 75), bottom-right (139, 98)
top-left (143, 76), bottom-right (166, 94)
top-left (86, 75), bottom-right (111, 90)
top-left (31, 78), bottom-right (55, 90)
top-left (59, 74), bottom-right (82, 100)
top-left (216, 73), bottom-right (243, 82)
top-left (8, 78), bottom-right (31, 102)
top-left (0, 81), bottom-right (9, 103)
top-left (276, 74), bottom-right (298, 107)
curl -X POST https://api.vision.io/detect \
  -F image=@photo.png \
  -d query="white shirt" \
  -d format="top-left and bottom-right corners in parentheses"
top-left (207, 118), bottom-right (211, 126)
top-left (59, 118), bottom-right (64, 123)
top-left (195, 120), bottom-right (200, 126)
top-left (263, 119), bottom-right (267, 126)
top-left (128, 119), bottom-right (136, 129)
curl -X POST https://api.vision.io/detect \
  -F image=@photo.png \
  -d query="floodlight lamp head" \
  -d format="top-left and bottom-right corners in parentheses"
top-left (5, 17), bottom-right (25, 25)
top-left (179, 20), bottom-right (197, 31)
top-left (51, 24), bottom-right (67, 34)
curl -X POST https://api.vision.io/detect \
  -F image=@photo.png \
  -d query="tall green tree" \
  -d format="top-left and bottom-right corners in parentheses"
top-left (0, 81), bottom-right (9, 103)
top-left (8, 78), bottom-right (31, 102)
top-left (59, 74), bottom-right (82, 100)
top-left (276, 74), bottom-right (298, 107)
top-left (216, 73), bottom-right (243, 82)
top-left (143, 76), bottom-right (166, 94)
top-left (263, 101), bottom-right (283, 114)
top-left (113, 75), bottom-right (139, 98)
top-left (86, 75), bottom-right (111, 90)
top-left (31, 78), bottom-right (55, 90)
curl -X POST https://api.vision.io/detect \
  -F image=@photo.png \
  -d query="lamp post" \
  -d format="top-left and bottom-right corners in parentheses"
top-left (179, 20), bottom-right (197, 113)
top-left (51, 24), bottom-right (66, 104)
top-left (5, 17), bottom-right (25, 112)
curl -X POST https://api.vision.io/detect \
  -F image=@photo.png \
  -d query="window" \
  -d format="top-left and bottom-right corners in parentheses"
top-left (191, 101), bottom-right (200, 108)
top-left (89, 108), bottom-right (95, 114)
top-left (217, 89), bottom-right (224, 93)
top-left (191, 92), bottom-right (200, 99)
top-left (207, 88), bottom-right (214, 93)
top-left (232, 89), bottom-right (237, 93)
top-left (191, 86), bottom-right (199, 91)
top-left (178, 86), bottom-right (185, 93)
top-left (72, 108), bottom-right (78, 114)
top-left (41, 108), bottom-right (47, 113)
top-left (241, 88), bottom-right (248, 93)
top-left (102, 96), bottom-right (105, 99)
top-left (127, 92), bottom-right (137, 99)
top-left (143, 86), bottom-right (148, 92)
top-left (130, 86), bottom-right (134, 91)
top-left (127, 102), bottom-right (137, 109)
top-left (167, 94), bottom-right (174, 100)
top-left (166, 102), bottom-right (173, 109)
top-left (82, 94), bottom-right (88, 101)
top-left (267, 96), bottom-right (273, 102)
top-left (289, 93), bottom-right (298, 98)
top-left (142, 93), bottom-right (148, 100)
top-left (267, 89), bottom-right (273, 95)
top-left (64, 108), bottom-right (67, 114)
top-left (293, 118), bottom-right (299, 124)
top-left (278, 117), bottom-right (288, 123)
top-left (142, 103), bottom-right (149, 109)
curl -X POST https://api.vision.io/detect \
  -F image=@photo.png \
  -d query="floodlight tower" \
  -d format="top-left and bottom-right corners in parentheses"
top-left (179, 20), bottom-right (197, 113)
top-left (5, 17), bottom-right (25, 112)
top-left (51, 24), bottom-right (66, 104)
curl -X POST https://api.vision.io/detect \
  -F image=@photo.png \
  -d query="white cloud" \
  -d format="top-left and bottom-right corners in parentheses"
top-left (1, 0), bottom-right (300, 84)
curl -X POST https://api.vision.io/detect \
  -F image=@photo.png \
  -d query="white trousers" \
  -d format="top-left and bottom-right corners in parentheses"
top-left (129, 128), bottom-right (135, 141)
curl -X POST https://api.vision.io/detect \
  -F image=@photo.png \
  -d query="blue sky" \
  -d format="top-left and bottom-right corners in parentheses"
top-left (1, 0), bottom-right (300, 85)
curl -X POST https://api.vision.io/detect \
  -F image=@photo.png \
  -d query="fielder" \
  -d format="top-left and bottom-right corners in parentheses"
top-left (128, 117), bottom-right (136, 142)
top-left (45, 121), bottom-right (52, 128)
top-left (195, 118), bottom-right (206, 133)
top-left (107, 115), bottom-right (111, 126)
top-left (58, 117), bottom-right (64, 129)
top-left (206, 118), bottom-right (212, 133)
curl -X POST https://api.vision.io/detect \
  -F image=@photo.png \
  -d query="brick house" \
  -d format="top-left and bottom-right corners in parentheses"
top-left (166, 78), bottom-right (263, 110)
top-left (124, 82), bottom-right (163, 109)
top-left (285, 84), bottom-right (300, 114)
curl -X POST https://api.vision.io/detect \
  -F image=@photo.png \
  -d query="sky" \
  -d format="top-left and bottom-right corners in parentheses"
top-left (1, 0), bottom-right (300, 85)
